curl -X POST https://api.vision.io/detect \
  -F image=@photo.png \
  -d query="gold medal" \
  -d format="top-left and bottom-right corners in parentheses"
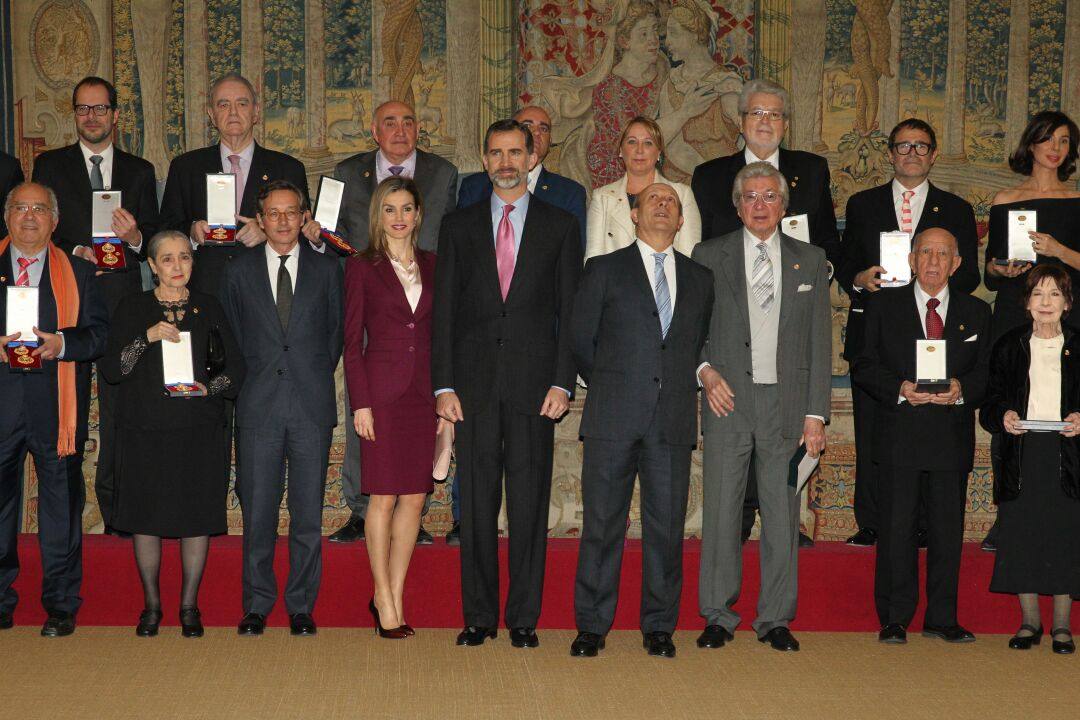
top-left (211, 227), bottom-right (228, 241)
top-left (101, 242), bottom-right (116, 253)
top-left (103, 253), bottom-right (118, 266)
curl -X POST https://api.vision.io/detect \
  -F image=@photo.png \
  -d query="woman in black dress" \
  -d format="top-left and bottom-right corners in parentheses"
top-left (100, 230), bottom-right (244, 638)
top-left (982, 265), bottom-right (1080, 654)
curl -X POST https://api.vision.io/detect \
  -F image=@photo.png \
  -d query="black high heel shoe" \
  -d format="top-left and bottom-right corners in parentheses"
top-left (1008, 624), bottom-right (1042, 650)
top-left (179, 607), bottom-right (204, 638)
top-left (1051, 628), bottom-right (1075, 654)
top-left (369, 598), bottom-right (407, 639)
top-left (135, 608), bottom-right (162, 637)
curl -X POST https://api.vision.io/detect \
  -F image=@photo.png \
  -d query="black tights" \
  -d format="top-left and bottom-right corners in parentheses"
top-left (132, 535), bottom-right (210, 610)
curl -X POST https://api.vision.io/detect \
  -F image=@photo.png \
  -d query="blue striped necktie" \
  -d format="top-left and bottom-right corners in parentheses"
top-left (653, 252), bottom-right (672, 338)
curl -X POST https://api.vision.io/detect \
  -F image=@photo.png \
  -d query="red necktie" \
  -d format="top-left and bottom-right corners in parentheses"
top-left (495, 204), bottom-right (515, 300)
top-left (16, 256), bottom-right (38, 287)
top-left (900, 190), bottom-right (914, 233)
top-left (925, 297), bottom-right (943, 339)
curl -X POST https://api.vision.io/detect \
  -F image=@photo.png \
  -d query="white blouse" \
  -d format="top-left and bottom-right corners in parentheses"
top-left (1026, 333), bottom-right (1064, 421)
top-left (390, 257), bottom-right (422, 313)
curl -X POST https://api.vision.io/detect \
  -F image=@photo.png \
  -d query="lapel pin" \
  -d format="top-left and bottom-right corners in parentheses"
top-left (1067, 349), bottom-right (1071, 356)
top-left (363, 171), bottom-right (370, 178)
top-left (193, 307), bottom-right (199, 314)
top-left (262, 174), bottom-right (268, 181)
top-left (932, 206), bottom-right (939, 212)
top-left (0, 276), bottom-right (5, 283)
top-left (793, 263), bottom-right (800, 270)
top-left (790, 180), bottom-right (797, 188)
top-left (541, 185), bottom-right (549, 191)
top-left (959, 324), bottom-right (965, 331)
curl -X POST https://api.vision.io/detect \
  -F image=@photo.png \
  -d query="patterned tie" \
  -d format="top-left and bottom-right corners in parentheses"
top-left (495, 203), bottom-right (515, 300)
top-left (751, 242), bottom-right (775, 313)
top-left (16, 256), bottom-right (38, 287)
top-left (900, 190), bottom-right (915, 234)
top-left (228, 154), bottom-right (244, 211)
top-left (276, 255), bottom-right (293, 332)
top-left (89, 155), bottom-right (104, 190)
top-left (925, 297), bottom-right (944, 340)
top-left (653, 252), bottom-right (672, 339)
top-left (389, 165), bottom-right (404, 176)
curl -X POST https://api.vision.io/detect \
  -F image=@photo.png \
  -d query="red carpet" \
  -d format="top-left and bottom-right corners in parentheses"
top-left (9, 535), bottom-right (1037, 631)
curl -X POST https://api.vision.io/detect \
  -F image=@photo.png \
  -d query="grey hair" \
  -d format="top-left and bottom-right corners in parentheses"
top-left (208, 72), bottom-right (259, 106)
top-left (731, 161), bottom-right (790, 209)
top-left (4, 181), bottom-right (60, 219)
top-left (737, 78), bottom-right (790, 118)
top-left (146, 229), bottom-right (192, 262)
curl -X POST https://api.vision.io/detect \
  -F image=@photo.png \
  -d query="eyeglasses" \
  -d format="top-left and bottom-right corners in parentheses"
top-left (74, 104), bottom-right (114, 117)
top-left (740, 191), bottom-right (782, 205)
top-left (744, 108), bottom-right (785, 122)
top-left (891, 141), bottom-right (933, 156)
top-left (262, 209), bottom-right (301, 222)
top-left (9, 203), bottom-right (54, 216)
top-left (519, 122), bottom-right (551, 135)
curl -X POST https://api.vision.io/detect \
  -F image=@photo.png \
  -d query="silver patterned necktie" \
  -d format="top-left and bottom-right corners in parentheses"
top-left (751, 242), bottom-right (774, 313)
top-left (90, 155), bottom-right (104, 190)
top-left (653, 252), bottom-right (672, 338)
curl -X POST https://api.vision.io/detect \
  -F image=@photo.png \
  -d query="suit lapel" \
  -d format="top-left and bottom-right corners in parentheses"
top-left (66, 144), bottom-right (94, 195)
top-left (905, 283), bottom-right (927, 340)
top-left (242, 143), bottom-right (269, 215)
top-left (668, 252), bottom-right (692, 337)
top-left (414, 251), bottom-right (435, 320)
top-left (627, 244), bottom-right (663, 338)
top-left (718, 237), bottom-right (750, 333)
top-left (507, 197), bottom-right (541, 303)
top-left (253, 249), bottom-right (282, 336)
top-left (777, 235), bottom-right (800, 330)
top-left (373, 254), bottom-right (414, 316)
top-left (471, 201), bottom-right (502, 304)
top-left (288, 244), bottom-right (320, 332)
top-left (915, 183), bottom-right (943, 234)
top-left (605, 178), bottom-right (636, 240)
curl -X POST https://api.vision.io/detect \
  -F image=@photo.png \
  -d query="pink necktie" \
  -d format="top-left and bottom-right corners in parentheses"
top-left (496, 204), bottom-right (516, 300)
top-left (229, 154), bottom-right (244, 211)
top-left (900, 190), bottom-right (914, 234)
top-left (16, 256), bottom-right (38, 287)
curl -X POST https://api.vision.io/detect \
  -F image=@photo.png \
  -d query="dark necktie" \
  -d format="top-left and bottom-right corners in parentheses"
top-left (90, 155), bottom-right (104, 190)
top-left (276, 255), bottom-right (293, 332)
top-left (925, 297), bottom-right (943, 340)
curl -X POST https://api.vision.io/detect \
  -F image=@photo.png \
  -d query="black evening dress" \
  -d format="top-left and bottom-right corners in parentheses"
top-left (99, 290), bottom-right (244, 537)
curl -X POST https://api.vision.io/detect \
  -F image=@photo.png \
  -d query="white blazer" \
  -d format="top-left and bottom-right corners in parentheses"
top-left (585, 173), bottom-right (702, 261)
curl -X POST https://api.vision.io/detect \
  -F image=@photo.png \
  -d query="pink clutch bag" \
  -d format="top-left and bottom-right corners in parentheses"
top-left (433, 420), bottom-right (454, 481)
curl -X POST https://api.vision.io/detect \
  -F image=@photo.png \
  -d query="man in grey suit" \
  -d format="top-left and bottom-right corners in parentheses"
top-left (221, 180), bottom-right (344, 637)
top-left (329, 100), bottom-right (458, 544)
top-left (692, 162), bottom-right (831, 652)
top-left (569, 183), bottom-right (714, 659)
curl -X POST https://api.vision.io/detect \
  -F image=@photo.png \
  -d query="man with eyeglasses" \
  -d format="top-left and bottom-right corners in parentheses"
top-left (692, 162), bottom-right (831, 652)
top-left (0, 182), bottom-right (108, 637)
top-left (0, 152), bottom-right (24, 238)
top-left (32, 76), bottom-right (160, 534)
top-left (160, 72), bottom-right (315, 297)
top-left (837, 118), bottom-right (980, 549)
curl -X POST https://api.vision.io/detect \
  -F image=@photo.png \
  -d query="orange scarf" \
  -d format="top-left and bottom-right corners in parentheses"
top-left (1, 236), bottom-right (80, 456)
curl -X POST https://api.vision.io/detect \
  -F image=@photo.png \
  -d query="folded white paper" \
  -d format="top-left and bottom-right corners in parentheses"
top-left (5, 287), bottom-right (38, 340)
top-left (1015, 419), bottom-right (1069, 432)
top-left (783, 214), bottom-right (810, 243)
top-left (206, 174), bottom-right (237, 226)
top-left (91, 190), bottom-right (121, 237)
top-left (1007, 210), bottom-right (1037, 263)
top-left (314, 176), bottom-right (345, 232)
top-left (795, 452), bottom-right (820, 495)
top-left (879, 231), bottom-right (912, 287)
top-left (916, 339), bottom-right (947, 381)
top-left (161, 331), bottom-right (195, 385)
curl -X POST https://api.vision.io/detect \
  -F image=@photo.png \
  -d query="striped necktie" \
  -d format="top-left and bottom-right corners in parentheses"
top-left (653, 252), bottom-right (672, 338)
top-left (751, 242), bottom-right (774, 313)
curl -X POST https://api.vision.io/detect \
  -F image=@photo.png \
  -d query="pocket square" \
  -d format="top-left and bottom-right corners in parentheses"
top-left (797, 283), bottom-right (813, 292)
top-left (964, 334), bottom-right (978, 342)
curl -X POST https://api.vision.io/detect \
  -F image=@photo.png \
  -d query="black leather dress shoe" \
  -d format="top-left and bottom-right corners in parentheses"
top-left (643, 631), bottom-right (676, 658)
top-left (289, 613), bottom-right (317, 636)
top-left (416, 527), bottom-right (434, 546)
top-left (445, 522), bottom-right (461, 546)
top-left (0, 611), bottom-right (13, 630)
top-left (1052, 628), bottom-right (1075, 654)
top-left (237, 612), bottom-right (267, 636)
top-left (799, 532), bottom-right (815, 548)
top-left (922, 624), bottom-right (975, 643)
top-left (696, 625), bottom-right (734, 648)
top-left (759, 627), bottom-right (800, 651)
top-left (327, 515), bottom-right (365, 543)
top-left (1008, 624), bottom-right (1042, 650)
top-left (510, 627), bottom-right (539, 648)
top-left (570, 631), bottom-right (605, 657)
top-left (878, 623), bottom-right (907, 644)
top-left (456, 626), bottom-right (496, 646)
top-left (916, 528), bottom-right (929, 549)
top-left (41, 611), bottom-right (75, 637)
top-left (136, 608), bottom-right (163, 637)
top-left (846, 528), bottom-right (878, 547)
top-left (180, 607), bottom-right (204, 638)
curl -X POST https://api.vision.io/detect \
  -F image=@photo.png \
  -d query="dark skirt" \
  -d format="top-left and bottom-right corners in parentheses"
top-left (991, 431), bottom-right (1080, 595)
top-left (110, 423), bottom-right (230, 537)
top-left (359, 385), bottom-right (436, 496)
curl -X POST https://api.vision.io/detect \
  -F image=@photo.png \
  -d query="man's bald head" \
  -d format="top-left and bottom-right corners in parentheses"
top-left (514, 106), bottom-right (553, 164)
top-left (909, 227), bottom-right (961, 296)
top-left (372, 100), bottom-right (418, 165)
top-left (631, 182), bottom-right (683, 249)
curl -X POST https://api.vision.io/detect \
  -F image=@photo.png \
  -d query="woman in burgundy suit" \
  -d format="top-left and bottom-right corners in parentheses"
top-left (344, 177), bottom-right (439, 638)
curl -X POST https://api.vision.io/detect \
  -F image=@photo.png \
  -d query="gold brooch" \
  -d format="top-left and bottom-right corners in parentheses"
top-left (262, 174), bottom-right (269, 181)
top-left (933, 206), bottom-right (939, 212)
top-left (959, 324), bottom-right (965, 331)
top-left (363, 171), bottom-right (370, 178)
top-left (193, 307), bottom-right (199, 314)
top-left (793, 263), bottom-right (800, 270)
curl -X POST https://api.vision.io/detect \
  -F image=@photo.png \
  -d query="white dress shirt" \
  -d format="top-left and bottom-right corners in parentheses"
top-left (376, 150), bottom-right (417, 184)
top-left (636, 237), bottom-right (676, 306)
top-left (79, 142), bottom-right (113, 188)
top-left (892, 178), bottom-right (929, 232)
top-left (265, 241), bottom-right (300, 302)
top-left (527, 163), bottom-right (543, 194)
top-left (744, 147), bottom-right (780, 169)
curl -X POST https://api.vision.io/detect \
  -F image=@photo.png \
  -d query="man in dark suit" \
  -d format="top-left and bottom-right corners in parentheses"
top-left (837, 118), bottom-right (981, 547)
top-left (569, 183), bottom-right (713, 659)
top-left (433, 119), bottom-right (582, 648)
top-left (328, 99), bottom-right (458, 545)
top-left (0, 182), bottom-right (108, 636)
top-left (853, 227), bottom-right (990, 645)
top-left (32, 76), bottom-right (159, 531)
top-left (221, 180), bottom-right (343, 637)
top-left (159, 73), bottom-right (312, 297)
top-left (0, 151), bottom-right (25, 238)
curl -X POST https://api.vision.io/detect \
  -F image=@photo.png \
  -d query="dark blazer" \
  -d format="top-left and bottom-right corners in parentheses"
top-left (333, 149), bottom-right (457, 253)
top-left (343, 250), bottom-right (435, 409)
top-left (980, 325), bottom-right (1080, 502)
top-left (690, 148), bottom-right (840, 268)
top-left (457, 167), bottom-right (588, 250)
top-left (852, 283), bottom-right (991, 472)
top-left (32, 143), bottom-right (159, 315)
top-left (837, 181), bottom-right (982, 360)
top-left (432, 195), bottom-right (582, 414)
top-left (572, 244), bottom-right (713, 445)
top-left (0, 246), bottom-right (108, 446)
top-left (220, 242), bottom-right (344, 430)
top-left (0, 152), bottom-right (25, 238)
top-left (159, 143), bottom-right (310, 295)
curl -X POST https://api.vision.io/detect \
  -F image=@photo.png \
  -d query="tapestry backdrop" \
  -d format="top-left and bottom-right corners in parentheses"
top-left (3, 0), bottom-right (1079, 541)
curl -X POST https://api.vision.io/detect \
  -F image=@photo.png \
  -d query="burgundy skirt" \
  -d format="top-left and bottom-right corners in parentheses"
top-left (359, 384), bottom-right (437, 496)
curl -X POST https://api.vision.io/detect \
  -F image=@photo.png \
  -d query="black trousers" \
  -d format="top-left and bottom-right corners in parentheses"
top-left (455, 394), bottom-right (554, 629)
top-left (0, 413), bottom-right (85, 615)
top-left (575, 425), bottom-right (692, 635)
top-left (875, 464), bottom-right (967, 627)
top-left (93, 368), bottom-right (117, 527)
